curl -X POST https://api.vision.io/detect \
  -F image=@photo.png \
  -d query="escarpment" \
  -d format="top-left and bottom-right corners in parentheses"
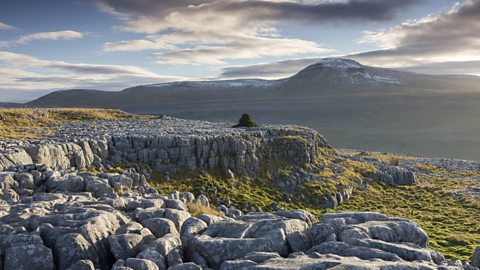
top-left (1, 117), bottom-right (326, 174)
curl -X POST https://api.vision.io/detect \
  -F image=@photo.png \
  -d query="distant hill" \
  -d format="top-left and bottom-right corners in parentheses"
top-left (28, 58), bottom-right (480, 160)
top-left (0, 102), bottom-right (21, 108)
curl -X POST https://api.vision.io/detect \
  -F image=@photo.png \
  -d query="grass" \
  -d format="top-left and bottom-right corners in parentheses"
top-left (187, 202), bottom-right (221, 217)
top-left (330, 175), bottom-right (480, 261)
top-left (0, 108), bottom-right (151, 139)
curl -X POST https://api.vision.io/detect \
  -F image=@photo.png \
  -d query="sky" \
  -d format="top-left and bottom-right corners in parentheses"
top-left (1, 0), bottom-right (479, 102)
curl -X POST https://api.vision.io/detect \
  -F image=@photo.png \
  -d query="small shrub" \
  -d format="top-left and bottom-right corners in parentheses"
top-left (233, 113), bottom-right (258, 128)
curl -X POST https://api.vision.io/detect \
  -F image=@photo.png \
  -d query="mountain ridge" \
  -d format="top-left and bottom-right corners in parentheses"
top-left (25, 58), bottom-right (480, 160)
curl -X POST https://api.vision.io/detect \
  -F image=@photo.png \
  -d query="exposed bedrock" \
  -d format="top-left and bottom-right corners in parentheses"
top-left (0, 118), bottom-right (326, 176)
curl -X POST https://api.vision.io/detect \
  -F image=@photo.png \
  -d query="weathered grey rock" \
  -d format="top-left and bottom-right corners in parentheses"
top-left (194, 195), bottom-right (209, 207)
top-left (372, 166), bottom-right (417, 186)
top-left (141, 218), bottom-right (178, 238)
top-left (0, 188), bottom-right (19, 202)
top-left (54, 233), bottom-right (99, 270)
top-left (125, 258), bottom-right (159, 270)
top-left (191, 236), bottom-right (276, 268)
top-left (168, 262), bottom-right (202, 270)
top-left (220, 260), bottom-right (257, 270)
top-left (163, 199), bottom-right (188, 211)
top-left (180, 217), bottom-right (208, 243)
top-left (4, 244), bottom-right (54, 270)
top-left (142, 234), bottom-right (182, 258)
top-left (127, 198), bottom-right (164, 211)
top-left (308, 241), bottom-right (402, 262)
top-left (14, 173), bottom-right (35, 190)
top-left (308, 222), bottom-right (337, 246)
top-left (180, 192), bottom-right (195, 203)
top-left (358, 220), bottom-right (429, 248)
top-left (48, 174), bottom-right (85, 193)
top-left (273, 210), bottom-right (318, 225)
top-left (196, 213), bottom-right (222, 225)
top-left (243, 252), bottom-right (281, 263)
top-left (473, 245), bottom-right (480, 268)
top-left (136, 249), bottom-right (166, 270)
top-left (66, 259), bottom-right (95, 270)
top-left (109, 234), bottom-right (145, 260)
top-left (164, 208), bottom-right (191, 231)
top-left (85, 176), bottom-right (116, 198)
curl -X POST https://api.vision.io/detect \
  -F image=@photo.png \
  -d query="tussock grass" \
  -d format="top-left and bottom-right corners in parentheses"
top-left (187, 202), bottom-right (221, 217)
top-left (0, 108), bottom-right (150, 139)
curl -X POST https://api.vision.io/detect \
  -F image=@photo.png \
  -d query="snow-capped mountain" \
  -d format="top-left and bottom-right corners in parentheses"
top-left (287, 58), bottom-right (402, 85)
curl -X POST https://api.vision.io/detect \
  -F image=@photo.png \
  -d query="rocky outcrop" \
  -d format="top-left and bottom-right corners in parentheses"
top-left (0, 118), bottom-right (327, 176)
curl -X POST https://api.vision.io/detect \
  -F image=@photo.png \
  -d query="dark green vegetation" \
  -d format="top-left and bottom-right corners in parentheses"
top-left (233, 113), bottom-right (258, 128)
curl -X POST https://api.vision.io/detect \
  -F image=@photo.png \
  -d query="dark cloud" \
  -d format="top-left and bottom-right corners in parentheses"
top-left (220, 58), bottom-right (324, 79)
top-left (354, 0), bottom-right (480, 65)
top-left (97, 0), bottom-right (420, 24)
top-left (216, 0), bottom-right (420, 23)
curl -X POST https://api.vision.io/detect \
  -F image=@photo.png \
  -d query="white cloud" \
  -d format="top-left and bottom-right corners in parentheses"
top-left (97, 0), bottom-right (417, 65)
top-left (17, 30), bottom-right (84, 44)
top-left (0, 30), bottom-right (85, 48)
top-left (0, 22), bottom-right (15, 31)
top-left (0, 51), bottom-right (189, 102)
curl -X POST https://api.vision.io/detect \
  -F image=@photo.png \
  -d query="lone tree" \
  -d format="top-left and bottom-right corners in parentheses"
top-left (233, 113), bottom-right (258, 128)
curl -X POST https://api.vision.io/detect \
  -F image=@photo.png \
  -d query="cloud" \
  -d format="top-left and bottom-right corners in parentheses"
top-left (153, 36), bottom-right (331, 65)
top-left (353, 0), bottom-right (480, 67)
top-left (97, 0), bottom-right (419, 33)
top-left (17, 30), bottom-right (84, 44)
top-left (0, 51), bottom-right (188, 102)
top-left (220, 58), bottom-right (324, 79)
top-left (0, 30), bottom-right (85, 48)
top-left (221, 57), bottom-right (480, 79)
top-left (0, 22), bottom-right (15, 31)
top-left (97, 0), bottom-right (418, 65)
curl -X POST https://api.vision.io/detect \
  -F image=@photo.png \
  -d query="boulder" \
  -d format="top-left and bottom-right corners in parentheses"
top-left (473, 245), bottom-right (480, 268)
top-left (125, 258), bottom-right (159, 270)
top-left (66, 260), bottom-right (95, 270)
top-left (109, 234), bottom-right (145, 260)
top-left (136, 249), bottom-right (166, 270)
top-left (54, 233), bottom-right (99, 270)
top-left (141, 218), bottom-right (178, 238)
top-left (4, 244), bottom-right (54, 270)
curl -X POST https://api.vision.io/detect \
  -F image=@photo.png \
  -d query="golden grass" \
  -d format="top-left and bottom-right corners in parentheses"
top-left (0, 108), bottom-right (151, 140)
top-left (187, 202), bottom-right (221, 217)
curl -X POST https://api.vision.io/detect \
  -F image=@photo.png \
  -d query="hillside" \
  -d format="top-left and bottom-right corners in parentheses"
top-left (26, 59), bottom-right (480, 161)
